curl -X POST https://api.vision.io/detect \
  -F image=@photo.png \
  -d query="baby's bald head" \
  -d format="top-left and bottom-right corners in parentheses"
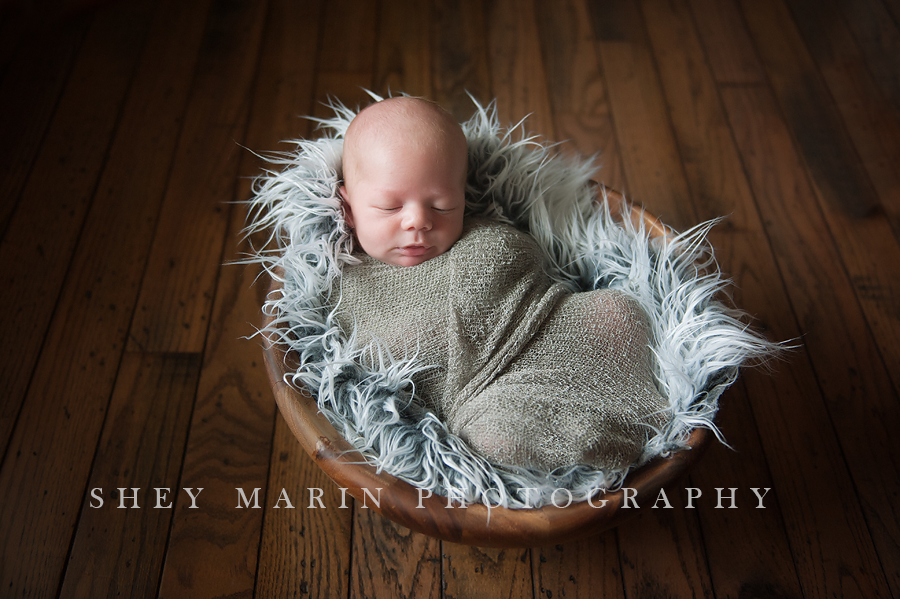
top-left (342, 96), bottom-right (467, 191)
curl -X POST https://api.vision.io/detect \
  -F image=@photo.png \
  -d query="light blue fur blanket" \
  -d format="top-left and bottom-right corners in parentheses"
top-left (245, 95), bottom-right (777, 508)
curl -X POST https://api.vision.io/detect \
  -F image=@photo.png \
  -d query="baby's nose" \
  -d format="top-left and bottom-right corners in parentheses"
top-left (402, 205), bottom-right (432, 230)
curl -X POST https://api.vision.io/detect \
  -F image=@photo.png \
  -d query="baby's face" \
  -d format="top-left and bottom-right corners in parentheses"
top-left (341, 139), bottom-right (466, 267)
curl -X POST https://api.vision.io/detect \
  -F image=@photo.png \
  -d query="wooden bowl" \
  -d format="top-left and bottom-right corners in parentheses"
top-left (262, 184), bottom-right (711, 547)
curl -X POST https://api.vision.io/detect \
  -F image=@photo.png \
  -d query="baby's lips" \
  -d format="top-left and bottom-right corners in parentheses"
top-left (398, 245), bottom-right (431, 257)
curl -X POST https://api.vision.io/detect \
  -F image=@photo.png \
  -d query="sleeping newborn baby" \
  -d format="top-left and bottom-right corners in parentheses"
top-left (334, 96), bottom-right (668, 472)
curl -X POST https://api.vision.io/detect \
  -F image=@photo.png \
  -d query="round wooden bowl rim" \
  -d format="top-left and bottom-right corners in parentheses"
top-left (261, 185), bottom-right (710, 547)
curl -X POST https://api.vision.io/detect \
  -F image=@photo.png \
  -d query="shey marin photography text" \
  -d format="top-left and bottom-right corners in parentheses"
top-left (86, 486), bottom-right (773, 511)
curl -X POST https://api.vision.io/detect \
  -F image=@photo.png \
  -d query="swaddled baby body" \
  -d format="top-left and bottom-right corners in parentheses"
top-left (335, 96), bottom-right (668, 472)
top-left (332, 217), bottom-right (668, 471)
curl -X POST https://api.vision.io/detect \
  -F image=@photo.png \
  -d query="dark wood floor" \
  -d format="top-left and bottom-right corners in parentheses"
top-left (2, 0), bottom-right (899, 597)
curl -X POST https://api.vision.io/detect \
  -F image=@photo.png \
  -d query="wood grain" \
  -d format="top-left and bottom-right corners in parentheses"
top-left (739, 0), bottom-right (900, 376)
top-left (257, 417), bottom-right (353, 598)
top-left (431, 0), bottom-right (492, 121)
top-left (486, 0), bottom-right (554, 139)
top-left (351, 511), bottom-right (442, 599)
top-left (783, 0), bottom-right (900, 290)
top-left (829, 0), bottom-right (900, 117)
top-left (0, 0), bottom-right (154, 453)
top-left (0, 1), bottom-right (209, 596)
top-left (586, 2), bottom-right (802, 598)
top-left (692, 4), bottom-right (900, 481)
top-left (243, 0), bottom-right (355, 596)
top-left (0, 13), bottom-right (88, 236)
top-left (688, 383), bottom-right (805, 599)
top-left (125, 0), bottom-right (268, 354)
top-left (312, 0), bottom-right (377, 117)
top-left (534, 536), bottom-right (625, 599)
top-left (721, 84), bottom-right (893, 598)
top-left (588, 0), bottom-right (696, 230)
top-left (688, 0), bottom-right (766, 84)
top-left (58, 352), bottom-right (200, 599)
top-left (641, 0), bottom-right (756, 221)
top-left (442, 545), bottom-right (533, 599)
top-left (688, 8), bottom-right (899, 595)
top-left (534, 0), bottom-right (625, 191)
top-left (884, 0), bottom-right (900, 34)
top-left (618, 508), bottom-right (714, 599)
top-left (150, 1), bottom-right (299, 596)
top-left (374, 0), bottom-right (433, 99)
top-left (639, 1), bottom-right (805, 595)
top-left (734, 2), bottom-right (900, 593)
top-left (155, 250), bottom-right (277, 599)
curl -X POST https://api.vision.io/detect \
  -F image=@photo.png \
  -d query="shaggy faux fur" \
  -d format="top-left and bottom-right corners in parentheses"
top-left (245, 94), bottom-right (779, 509)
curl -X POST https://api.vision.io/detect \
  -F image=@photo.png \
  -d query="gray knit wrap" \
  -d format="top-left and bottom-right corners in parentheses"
top-left (332, 217), bottom-right (668, 472)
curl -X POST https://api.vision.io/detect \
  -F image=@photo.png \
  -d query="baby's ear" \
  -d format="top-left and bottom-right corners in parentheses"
top-left (339, 185), bottom-right (355, 228)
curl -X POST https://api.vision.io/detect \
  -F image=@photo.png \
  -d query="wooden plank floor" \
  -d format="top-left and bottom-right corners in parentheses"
top-left (1, 0), bottom-right (898, 597)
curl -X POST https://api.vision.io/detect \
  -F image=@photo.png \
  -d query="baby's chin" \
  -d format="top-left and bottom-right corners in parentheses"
top-left (380, 245), bottom-right (443, 267)
top-left (383, 254), bottom-right (433, 267)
